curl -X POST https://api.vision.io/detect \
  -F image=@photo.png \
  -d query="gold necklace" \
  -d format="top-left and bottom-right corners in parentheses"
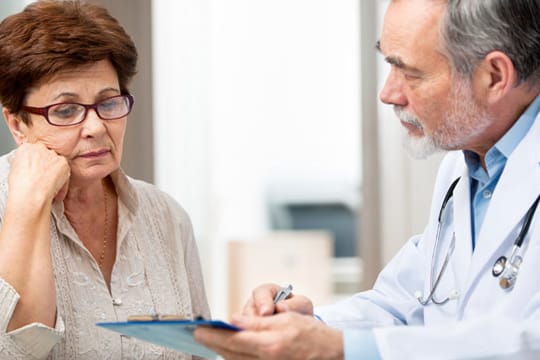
top-left (99, 180), bottom-right (108, 268)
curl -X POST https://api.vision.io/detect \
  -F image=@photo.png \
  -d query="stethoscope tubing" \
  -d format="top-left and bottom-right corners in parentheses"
top-left (417, 178), bottom-right (460, 306)
top-left (417, 178), bottom-right (540, 305)
top-left (514, 196), bottom-right (540, 248)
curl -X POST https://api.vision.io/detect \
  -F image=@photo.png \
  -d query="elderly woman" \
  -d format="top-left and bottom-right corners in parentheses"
top-left (0, 1), bottom-right (209, 359)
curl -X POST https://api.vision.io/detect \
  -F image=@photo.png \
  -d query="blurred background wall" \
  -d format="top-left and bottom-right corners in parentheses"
top-left (0, 0), bottom-right (443, 320)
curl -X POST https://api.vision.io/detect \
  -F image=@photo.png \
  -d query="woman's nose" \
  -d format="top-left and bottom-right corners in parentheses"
top-left (81, 108), bottom-right (107, 136)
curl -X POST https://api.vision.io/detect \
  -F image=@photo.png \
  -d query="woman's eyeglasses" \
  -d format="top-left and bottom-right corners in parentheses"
top-left (21, 94), bottom-right (134, 127)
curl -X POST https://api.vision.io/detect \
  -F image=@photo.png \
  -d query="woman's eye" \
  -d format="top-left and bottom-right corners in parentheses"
top-left (98, 98), bottom-right (122, 112)
top-left (51, 104), bottom-right (82, 118)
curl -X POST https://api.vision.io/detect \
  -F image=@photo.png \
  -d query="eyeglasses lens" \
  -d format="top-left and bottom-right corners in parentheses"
top-left (47, 95), bottom-right (131, 126)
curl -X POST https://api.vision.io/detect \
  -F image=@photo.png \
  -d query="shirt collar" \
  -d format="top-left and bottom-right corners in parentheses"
top-left (464, 91), bottom-right (540, 177)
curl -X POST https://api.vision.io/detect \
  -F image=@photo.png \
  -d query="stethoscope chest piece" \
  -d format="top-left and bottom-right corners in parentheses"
top-left (490, 193), bottom-right (540, 290)
top-left (498, 255), bottom-right (523, 290)
top-left (491, 255), bottom-right (507, 277)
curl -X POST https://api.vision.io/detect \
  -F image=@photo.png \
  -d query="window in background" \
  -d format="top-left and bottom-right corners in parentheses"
top-left (153, 0), bottom-right (361, 317)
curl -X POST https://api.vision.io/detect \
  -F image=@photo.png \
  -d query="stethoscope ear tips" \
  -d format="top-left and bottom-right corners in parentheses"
top-left (414, 291), bottom-right (423, 301)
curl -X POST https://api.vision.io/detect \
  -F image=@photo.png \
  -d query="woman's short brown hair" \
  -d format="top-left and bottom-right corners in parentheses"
top-left (0, 0), bottom-right (137, 118)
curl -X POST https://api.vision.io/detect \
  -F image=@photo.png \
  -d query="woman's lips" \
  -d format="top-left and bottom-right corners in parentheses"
top-left (79, 149), bottom-right (110, 158)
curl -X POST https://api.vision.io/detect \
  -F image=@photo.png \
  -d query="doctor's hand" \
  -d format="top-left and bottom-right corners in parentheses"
top-left (194, 312), bottom-right (344, 360)
top-left (242, 283), bottom-right (314, 316)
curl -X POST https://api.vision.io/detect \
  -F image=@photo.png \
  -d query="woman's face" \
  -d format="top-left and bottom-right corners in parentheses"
top-left (13, 60), bottom-right (127, 185)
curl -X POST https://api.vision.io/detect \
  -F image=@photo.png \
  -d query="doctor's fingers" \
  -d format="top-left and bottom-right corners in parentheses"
top-left (241, 314), bottom-right (344, 360)
top-left (195, 323), bottom-right (295, 360)
top-left (226, 314), bottom-right (343, 360)
top-left (234, 316), bottom-right (325, 360)
top-left (193, 328), bottom-right (257, 360)
top-left (277, 295), bottom-right (313, 315)
top-left (243, 283), bottom-right (281, 316)
top-left (231, 312), bottom-right (316, 333)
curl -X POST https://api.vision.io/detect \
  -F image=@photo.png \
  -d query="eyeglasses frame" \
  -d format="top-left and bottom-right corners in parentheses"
top-left (20, 94), bottom-right (135, 127)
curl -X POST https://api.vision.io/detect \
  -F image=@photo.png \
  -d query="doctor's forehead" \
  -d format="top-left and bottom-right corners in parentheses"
top-left (377, 0), bottom-right (446, 64)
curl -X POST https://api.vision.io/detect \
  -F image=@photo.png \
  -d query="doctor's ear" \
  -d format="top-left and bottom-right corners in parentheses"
top-left (474, 51), bottom-right (517, 105)
top-left (3, 107), bottom-right (29, 145)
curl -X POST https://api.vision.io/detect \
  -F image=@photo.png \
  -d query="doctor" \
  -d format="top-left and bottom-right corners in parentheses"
top-left (195, 0), bottom-right (540, 359)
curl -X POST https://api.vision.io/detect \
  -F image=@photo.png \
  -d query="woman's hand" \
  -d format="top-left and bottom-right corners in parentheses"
top-left (242, 283), bottom-right (314, 317)
top-left (8, 142), bottom-right (70, 205)
top-left (0, 142), bottom-right (68, 331)
top-left (194, 312), bottom-right (344, 360)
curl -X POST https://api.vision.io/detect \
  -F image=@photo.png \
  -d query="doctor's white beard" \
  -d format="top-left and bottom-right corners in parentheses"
top-left (395, 107), bottom-right (441, 159)
top-left (394, 77), bottom-right (492, 159)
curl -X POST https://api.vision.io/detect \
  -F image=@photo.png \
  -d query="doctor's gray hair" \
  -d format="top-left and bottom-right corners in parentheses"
top-left (441, 0), bottom-right (540, 86)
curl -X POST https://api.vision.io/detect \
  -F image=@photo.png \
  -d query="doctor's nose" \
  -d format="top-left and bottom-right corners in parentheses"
top-left (379, 68), bottom-right (407, 107)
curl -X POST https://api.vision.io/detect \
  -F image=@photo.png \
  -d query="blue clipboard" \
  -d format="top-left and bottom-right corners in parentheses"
top-left (96, 319), bottom-right (240, 359)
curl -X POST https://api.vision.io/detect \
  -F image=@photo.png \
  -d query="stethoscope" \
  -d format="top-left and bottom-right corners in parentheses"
top-left (416, 177), bottom-right (540, 306)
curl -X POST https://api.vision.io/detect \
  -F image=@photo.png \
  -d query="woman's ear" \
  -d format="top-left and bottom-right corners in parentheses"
top-left (3, 107), bottom-right (28, 145)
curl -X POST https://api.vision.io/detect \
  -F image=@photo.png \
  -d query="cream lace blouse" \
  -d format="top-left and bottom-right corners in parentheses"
top-left (0, 152), bottom-right (210, 359)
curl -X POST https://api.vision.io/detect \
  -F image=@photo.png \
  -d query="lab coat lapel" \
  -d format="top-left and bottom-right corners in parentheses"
top-left (464, 117), bottom-right (540, 294)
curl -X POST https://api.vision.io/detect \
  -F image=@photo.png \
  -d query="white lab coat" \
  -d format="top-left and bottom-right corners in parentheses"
top-left (317, 114), bottom-right (540, 359)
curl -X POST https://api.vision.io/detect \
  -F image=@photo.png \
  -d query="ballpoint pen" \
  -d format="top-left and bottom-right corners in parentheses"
top-left (273, 284), bottom-right (293, 304)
